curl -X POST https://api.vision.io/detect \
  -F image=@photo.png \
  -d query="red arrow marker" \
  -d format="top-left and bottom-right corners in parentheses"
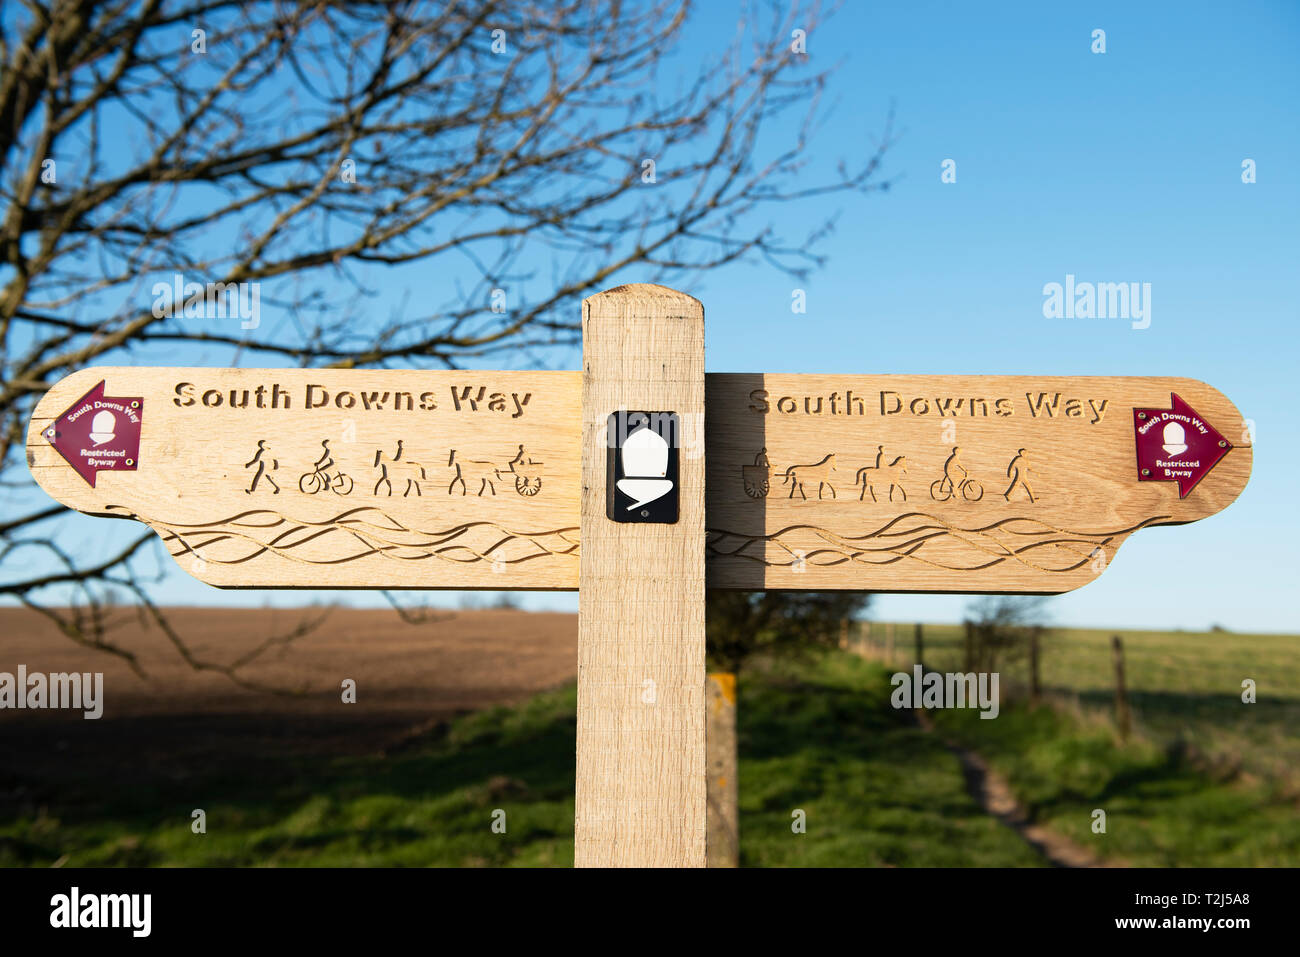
top-left (1133, 393), bottom-right (1231, 498)
top-left (42, 381), bottom-right (143, 487)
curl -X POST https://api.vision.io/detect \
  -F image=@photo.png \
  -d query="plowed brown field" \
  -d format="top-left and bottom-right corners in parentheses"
top-left (0, 606), bottom-right (577, 810)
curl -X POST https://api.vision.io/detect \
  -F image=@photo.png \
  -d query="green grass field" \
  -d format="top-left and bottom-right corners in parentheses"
top-left (731, 653), bottom-right (1042, 866)
top-left (864, 622), bottom-right (1300, 865)
top-left (883, 622), bottom-right (1300, 792)
top-left (0, 653), bottom-right (1042, 867)
top-left (3, 623), bottom-right (1296, 866)
top-left (2, 688), bottom-right (581, 867)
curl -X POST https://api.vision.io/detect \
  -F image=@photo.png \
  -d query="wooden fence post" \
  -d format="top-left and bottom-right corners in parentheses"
top-left (1028, 625), bottom-right (1042, 705)
top-left (914, 622), bottom-right (924, 670)
top-left (575, 285), bottom-right (707, 867)
top-left (885, 622), bottom-right (895, 665)
top-left (705, 672), bottom-right (739, 867)
top-left (1111, 634), bottom-right (1131, 742)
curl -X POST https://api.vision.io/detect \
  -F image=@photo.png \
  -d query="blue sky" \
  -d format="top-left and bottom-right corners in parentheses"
top-left (9, 1), bottom-right (1298, 631)
top-left (683, 0), bottom-right (1300, 632)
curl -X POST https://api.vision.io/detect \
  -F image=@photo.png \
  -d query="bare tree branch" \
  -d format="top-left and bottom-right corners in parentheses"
top-left (0, 0), bottom-right (894, 676)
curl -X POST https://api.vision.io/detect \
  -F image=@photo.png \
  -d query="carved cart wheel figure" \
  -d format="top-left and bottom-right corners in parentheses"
top-left (742, 448), bottom-right (772, 499)
top-left (511, 455), bottom-right (544, 496)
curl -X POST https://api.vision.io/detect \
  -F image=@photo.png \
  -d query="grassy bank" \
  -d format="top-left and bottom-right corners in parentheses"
top-left (5, 626), bottom-right (1295, 866)
top-left (1, 652), bottom-right (1039, 867)
top-left (2, 689), bottom-right (580, 867)
top-left (734, 652), bottom-right (1041, 866)
top-left (866, 622), bottom-right (1300, 865)
top-left (928, 700), bottom-right (1300, 866)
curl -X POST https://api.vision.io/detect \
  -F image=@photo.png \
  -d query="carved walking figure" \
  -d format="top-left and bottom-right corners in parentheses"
top-left (243, 439), bottom-right (280, 494)
top-left (374, 440), bottom-right (428, 497)
top-left (1003, 448), bottom-right (1037, 503)
top-left (856, 446), bottom-right (908, 502)
top-left (782, 453), bottom-right (837, 500)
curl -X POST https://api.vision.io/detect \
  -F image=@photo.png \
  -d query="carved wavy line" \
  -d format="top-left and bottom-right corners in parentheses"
top-left (117, 505), bottom-right (579, 567)
top-left (747, 536), bottom-right (1105, 573)
top-left (106, 503), bottom-right (578, 541)
top-left (706, 516), bottom-right (1165, 574)
top-left (717, 542), bottom-right (1102, 574)
top-left (161, 524), bottom-right (579, 566)
top-left (710, 512), bottom-right (1171, 546)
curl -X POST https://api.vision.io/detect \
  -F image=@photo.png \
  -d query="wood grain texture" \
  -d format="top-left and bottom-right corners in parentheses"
top-left (705, 374), bottom-right (1251, 593)
top-left (574, 284), bottom-right (707, 868)
top-left (27, 369), bottom-right (1249, 594)
top-left (705, 672), bottom-right (739, 868)
top-left (25, 367), bottom-right (581, 589)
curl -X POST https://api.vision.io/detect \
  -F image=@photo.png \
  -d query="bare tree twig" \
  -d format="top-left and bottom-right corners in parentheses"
top-left (1, 0), bottom-right (894, 679)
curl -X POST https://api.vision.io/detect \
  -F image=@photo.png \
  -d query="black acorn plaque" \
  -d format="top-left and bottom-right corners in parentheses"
top-left (605, 410), bottom-right (680, 524)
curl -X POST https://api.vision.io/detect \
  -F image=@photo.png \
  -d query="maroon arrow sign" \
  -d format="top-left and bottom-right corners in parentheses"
top-left (1133, 392), bottom-right (1232, 498)
top-left (42, 380), bottom-right (143, 488)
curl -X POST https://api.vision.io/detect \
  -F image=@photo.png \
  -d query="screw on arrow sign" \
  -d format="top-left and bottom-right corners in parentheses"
top-left (42, 380), bottom-right (143, 488)
top-left (1133, 392), bottom-right (1232, 498)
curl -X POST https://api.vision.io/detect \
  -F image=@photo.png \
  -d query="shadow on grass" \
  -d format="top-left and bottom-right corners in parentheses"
top-left (734, 655), bottom-right (1046, 867)
top-left (1, 652), bottom-right (1076, 867)
top-left (0, 690), bottom-right (579, 867)
top-left (931, 689), bottom-right (1300, 866)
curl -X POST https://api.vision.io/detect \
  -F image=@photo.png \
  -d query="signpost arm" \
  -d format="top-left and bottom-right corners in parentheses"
top-left (575, 284), bottom-right (707, 867)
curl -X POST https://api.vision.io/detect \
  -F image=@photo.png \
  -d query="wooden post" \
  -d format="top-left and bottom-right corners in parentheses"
top-left (705, 672), bottom-right (739, 868)
top-left (963, 620), bottom-right (974, 672)
top-left (885, 622), bottom-right (895, 665)
top-left (23, 297), bottom-right (1254, 870)
top-left (1111, 634), bottom-right (1131, 742)
top-left (838, 618), bottom-right (849, 650)
top-left (914, 622), bottom-right (924, 670)
top-left (1028, 625), bottom-right (1042, 705)
top-left (575, 284), bottom-right (706, 867)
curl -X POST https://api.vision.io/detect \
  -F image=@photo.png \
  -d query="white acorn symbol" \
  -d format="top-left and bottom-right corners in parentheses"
top-left (1162, 422), bottom-right (1187, 457)
top-left (616, 424), bottom-right (673, 511)
top-left (89, 410), bottom-right (117, 446)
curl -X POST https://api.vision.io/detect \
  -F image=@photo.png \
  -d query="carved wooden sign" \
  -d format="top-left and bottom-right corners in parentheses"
top-left (705, 374), bottom-right (1251, 593)
top-left (22, 285), bottom-right (1255, 869)
top-left (28, 368), bottom-right (1249, 595)
top-left (27, 368), bottom-right (582, 589)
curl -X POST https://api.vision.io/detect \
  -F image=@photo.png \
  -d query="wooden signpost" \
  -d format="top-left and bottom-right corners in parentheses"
top-left (26, 283), bottom-right (1252, 867)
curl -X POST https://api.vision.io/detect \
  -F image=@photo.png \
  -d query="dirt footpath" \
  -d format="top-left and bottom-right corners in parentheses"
top-left (0, 606), bottom-right (577, 809)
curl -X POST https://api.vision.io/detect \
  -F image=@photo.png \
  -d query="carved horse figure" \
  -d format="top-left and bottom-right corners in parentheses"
top-left (373, 440), bottom-right (428, 496)
top-left (856, 452), bottom-right (908, 502)
top-left (447, 449), bottom-right (504, 496)
top-left (781, 453), bottom-right (837, 500)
